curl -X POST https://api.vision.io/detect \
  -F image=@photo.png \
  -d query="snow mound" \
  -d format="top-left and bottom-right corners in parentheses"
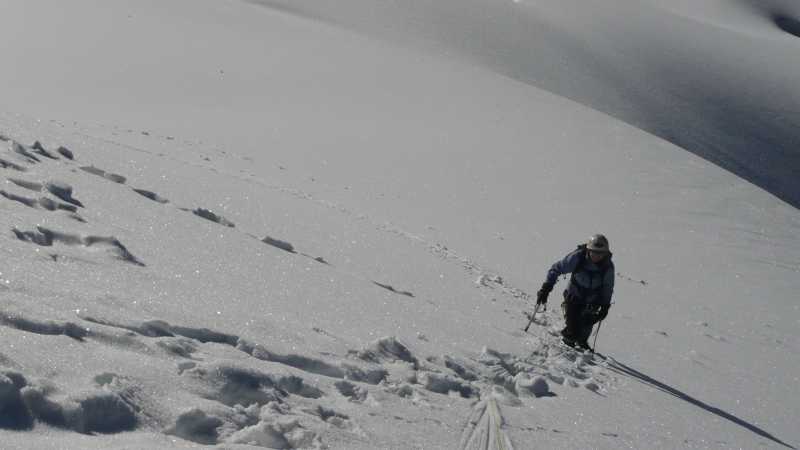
top-left (168, 401), bottom-right (336, 448)
top-left (183, 363), bottom-right (323, 408)
top-left (416, 372), bottom-right (476, 398)
top-left (351, 337), bottom-right (419, 367)
top-left (63, 390), bottom-right (138, 434)
top-left (227, 405), bottom-right (323, 449)
top-left (514, 374), bottom-right (552, 398)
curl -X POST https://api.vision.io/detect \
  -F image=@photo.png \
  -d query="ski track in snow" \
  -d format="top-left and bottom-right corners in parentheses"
top-left (0, 127), bottom-right (624, 448)
top-left (460, 398), bottom-right (515, 450)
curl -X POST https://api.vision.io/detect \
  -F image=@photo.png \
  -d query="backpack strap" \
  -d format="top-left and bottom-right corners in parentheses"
top-left (573, 244), bottom-right (588, 273)
top-left (569, 244), bottom-right (612, 301)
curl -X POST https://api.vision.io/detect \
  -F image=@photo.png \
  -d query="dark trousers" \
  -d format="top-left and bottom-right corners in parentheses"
top-left (561, 301), bottom-right (604, 346)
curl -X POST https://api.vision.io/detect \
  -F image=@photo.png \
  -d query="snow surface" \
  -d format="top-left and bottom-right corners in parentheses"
top-left (1, 0), bottom-right (799, 449)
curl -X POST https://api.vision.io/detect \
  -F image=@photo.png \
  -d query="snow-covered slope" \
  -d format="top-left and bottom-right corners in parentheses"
top-left (249, 0), bottom-right (800, 209)
top-left (1, 0), bottom-right (798, 449)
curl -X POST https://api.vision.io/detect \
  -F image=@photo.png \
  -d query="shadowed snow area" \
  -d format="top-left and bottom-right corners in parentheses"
top-left (774, 15), bottom-right (800, 38)
top-left (249, 0), bottom-right (800, 209)
top-left (1, 0), bottom-right (799, 449)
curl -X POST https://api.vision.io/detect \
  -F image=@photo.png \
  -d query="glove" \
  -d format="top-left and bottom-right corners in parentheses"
top-left (536, 282), bottom-right (553, 305)
top-left (536, 289), bottom-right (549, 305)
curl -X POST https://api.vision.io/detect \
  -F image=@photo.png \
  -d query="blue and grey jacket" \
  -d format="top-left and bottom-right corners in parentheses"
top-left (545, 246), bottom-right (614, 305)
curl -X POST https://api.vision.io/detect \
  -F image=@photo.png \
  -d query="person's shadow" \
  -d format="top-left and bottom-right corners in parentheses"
top-left (600, 355), bottom-right (795, 449)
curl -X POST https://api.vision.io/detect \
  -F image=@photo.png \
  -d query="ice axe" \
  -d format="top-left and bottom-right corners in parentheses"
top-left (523, 303), bottom-right (545, 332)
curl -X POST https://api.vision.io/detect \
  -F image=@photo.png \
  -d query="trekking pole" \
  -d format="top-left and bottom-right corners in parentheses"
top-left (592, 320), bottom-right (603, 353)
top-left (524, 303), bottom-right (545, 332)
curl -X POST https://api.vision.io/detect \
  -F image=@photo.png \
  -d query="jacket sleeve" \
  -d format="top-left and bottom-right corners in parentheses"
top-left (544, 249), bottom-right (582, 287)
top-left (601, 262), bottom-right (615, 304)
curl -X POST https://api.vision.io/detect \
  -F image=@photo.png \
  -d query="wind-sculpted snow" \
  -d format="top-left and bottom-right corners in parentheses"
top-left (3, 137), bottom-right (72, 165)
top-left (11, 226), bottom-right (145, 266)
top-left (223, 401), bottom-right (326, 449)
top-left (261, 235), bottom-right (296, 253)
top-left (189, 207), bottom-right (235, 228)
top-left (185, 363), bottom-right (323, 406)
top-left (348, 336), bottom-right (583, 404)
top-left (240, 340), bottom-right (388, 385)
top-left (0, 312), bottom-right (89, 341)
top-left (1, 309), bottom-right (370, 445)
top-left (132, 188), bottom-right (169, 204)
top-left (334, 380), bottom-right (368, 403)
top-left (0, 369), bottom-right (139, 434)
top-left (2, 181), bottom-right (84, 220)
top-left (6, 177), bottom-right (44, 193)
top-left (81, 314), bottom-right (389, 385)
top-left (350, 336), bottom-right (419, 368)
top-left (173, 364), bottom-right (338, 447)
top-left (60, 390), bottom-right (139, 433)
top-left (166, 409), bottom-right (223, 445)
top-left (81, 316), bottom-right (237, 345)
top-left (80, 165), bottom-right (127, 184)
top-left (30, 141), bottom-right (59, 160)
top-left (60, 307), bottom-right (615, 447)
top-left (443, 355), bottom-right (479, 382)
top-left (0, 157), bottom-right (26, 171)
top-left (417, 372), bottom-right (476, 398)
top-left (56, 146), bottom-right (74, 160)
top-left (9, 140), bottom-right (40, 164)
top-left (0, 372), bottom-right (34, 430)
top-left (1, 190), bottom-right (37, 208)
top-left (43, 181), bottom-right (83, 207)
top-left (372, 281), bottom-right (415, 298)
top-left (1, 190), bottom-right (78, 212)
